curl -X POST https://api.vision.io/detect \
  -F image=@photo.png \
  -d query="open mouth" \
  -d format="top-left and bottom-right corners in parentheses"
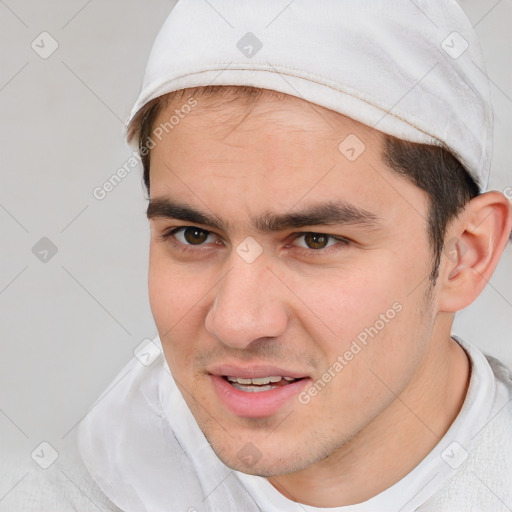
top-left (222, 375), bottom-right (304, 392)
top-left (211, 372), bottom-right (311, 417)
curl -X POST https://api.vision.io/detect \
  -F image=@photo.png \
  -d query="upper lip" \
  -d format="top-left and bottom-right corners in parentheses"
top-left (208, 363), bottom-right (310, 380)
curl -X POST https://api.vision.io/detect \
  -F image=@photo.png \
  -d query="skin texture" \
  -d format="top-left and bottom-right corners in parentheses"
top-left (146, 91), bottom-right (511, 507)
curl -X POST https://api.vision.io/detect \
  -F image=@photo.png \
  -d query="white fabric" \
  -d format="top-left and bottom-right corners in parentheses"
top-left (127, 0), bottom-right (493, 191)
top-left (78, 336), bottom-right (512, 511)
top-left (0, 435), bottom-right (121, 512)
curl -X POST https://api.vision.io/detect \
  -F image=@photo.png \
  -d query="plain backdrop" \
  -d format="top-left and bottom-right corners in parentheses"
top-left (0, 0), bottom-right (510, 496)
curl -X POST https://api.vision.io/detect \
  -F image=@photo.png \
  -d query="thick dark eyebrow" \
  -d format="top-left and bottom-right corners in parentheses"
top-left (147, 198), bottom-right (226, 231)
top-left (147, 198), bottom-right (380, 232)
top-left (254, 202), bottom-right (380, 232)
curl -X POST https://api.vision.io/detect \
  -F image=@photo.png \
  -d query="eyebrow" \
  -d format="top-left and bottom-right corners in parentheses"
top-left (146, 197), bottom-right (380, 232)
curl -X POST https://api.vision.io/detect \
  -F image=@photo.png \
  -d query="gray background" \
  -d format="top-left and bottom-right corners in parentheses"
top-left (0, 0), bottom-right (510, 502)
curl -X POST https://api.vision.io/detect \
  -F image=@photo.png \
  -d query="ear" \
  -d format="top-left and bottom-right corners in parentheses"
top-left (437, 191), bottom-right (512, 312)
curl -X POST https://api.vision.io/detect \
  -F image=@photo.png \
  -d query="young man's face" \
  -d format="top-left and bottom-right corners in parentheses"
top-left (147, 92), bottom-right (439, 476)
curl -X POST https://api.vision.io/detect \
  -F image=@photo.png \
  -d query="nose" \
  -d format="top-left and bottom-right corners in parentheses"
top-left (205, 258), bottom-right (288, 349)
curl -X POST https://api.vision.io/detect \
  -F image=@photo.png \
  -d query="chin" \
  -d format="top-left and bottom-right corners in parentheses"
top-left (206, 434), bottom-right (311, 477)
top-left (220, 454), bottom-right (299, 477)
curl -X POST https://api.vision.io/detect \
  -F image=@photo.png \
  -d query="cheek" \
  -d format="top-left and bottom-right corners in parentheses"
top-left (285, 259), bottom-right (427, 382)
top-left (148, 247), bottom-right (209, 348)
top-left (291, 272), bottom-right (427, 425)
top-left (285, 266), bottom-right (400, 349)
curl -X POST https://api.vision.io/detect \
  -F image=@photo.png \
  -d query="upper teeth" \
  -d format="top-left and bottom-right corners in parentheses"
top-left (226, 376), bottom-right (296, 385)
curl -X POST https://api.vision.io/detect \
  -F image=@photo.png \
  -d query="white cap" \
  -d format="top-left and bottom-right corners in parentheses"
top-left (128, 0), bottom-right (493, 191)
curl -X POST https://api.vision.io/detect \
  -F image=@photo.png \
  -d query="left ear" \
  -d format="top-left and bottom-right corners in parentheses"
top-left (437, 191), bottom-right (512, 312)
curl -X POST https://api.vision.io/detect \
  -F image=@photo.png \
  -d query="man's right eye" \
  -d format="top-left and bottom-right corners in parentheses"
top-left (162, 226), bottom-right (217, 246)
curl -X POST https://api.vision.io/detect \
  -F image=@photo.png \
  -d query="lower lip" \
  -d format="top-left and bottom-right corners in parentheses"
top-left (210, 375), bottom-right (311, 418)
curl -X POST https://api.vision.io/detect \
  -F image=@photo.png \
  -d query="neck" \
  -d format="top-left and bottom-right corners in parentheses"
top-left (267, 326), bottom-right (470, 507)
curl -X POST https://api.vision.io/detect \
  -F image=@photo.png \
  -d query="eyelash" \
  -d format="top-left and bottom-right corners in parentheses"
top-left (160, 226), bottom-right (351, 255)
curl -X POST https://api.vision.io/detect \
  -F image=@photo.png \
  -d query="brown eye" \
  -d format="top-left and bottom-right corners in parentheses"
top-left (303, 233), bottom-right (329, 249)
top-left (183, 227), bottom-right (209, 245)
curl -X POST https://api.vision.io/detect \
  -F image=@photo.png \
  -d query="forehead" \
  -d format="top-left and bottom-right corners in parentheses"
top-left (152, 90), bottom-right (385, 176)
top-left (148, 91), bottom-right (427, 230)
top-left (163, 89), bottom-right (383, 140)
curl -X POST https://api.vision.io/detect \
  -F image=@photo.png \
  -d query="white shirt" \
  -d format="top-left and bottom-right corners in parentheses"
top-left (71, 335), bottom-right (512, 512)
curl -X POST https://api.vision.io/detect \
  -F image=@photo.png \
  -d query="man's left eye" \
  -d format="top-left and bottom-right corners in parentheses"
top-left (293, 232), bottom-right (340, 250)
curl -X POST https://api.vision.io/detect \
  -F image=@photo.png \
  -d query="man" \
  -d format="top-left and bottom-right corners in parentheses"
top-left (79, 0), bottom-right (512, 510)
